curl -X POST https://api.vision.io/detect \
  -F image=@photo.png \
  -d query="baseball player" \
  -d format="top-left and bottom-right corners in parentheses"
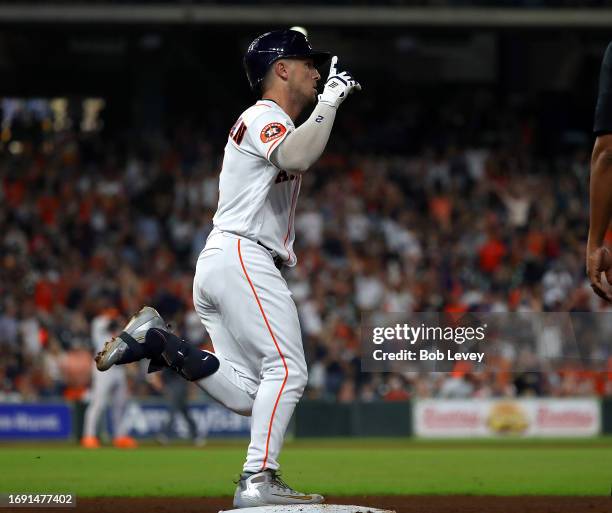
top-left (588, 41), bottom-right (612, 301)
top-left (95, 29), bottom-right (360, 507)
top-left (148, 366), bottom-right (205, 446)
top-left (81, 309), bottom-right (138, 449)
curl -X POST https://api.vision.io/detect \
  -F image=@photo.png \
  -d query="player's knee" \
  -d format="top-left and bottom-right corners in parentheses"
top-left (262, 354), bottom-right (307, 393)
top-left (233, 404), bottom-right (254, 417)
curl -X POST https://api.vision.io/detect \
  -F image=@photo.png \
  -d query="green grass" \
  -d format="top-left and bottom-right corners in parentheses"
top-left (0, 438), bottom-right (610, 497)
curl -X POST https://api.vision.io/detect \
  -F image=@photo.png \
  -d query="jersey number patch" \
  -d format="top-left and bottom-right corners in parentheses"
top-left (230, 119), bottom-right (247, 145)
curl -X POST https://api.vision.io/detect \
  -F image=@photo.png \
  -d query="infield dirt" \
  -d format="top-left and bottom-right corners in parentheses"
top-left (17, 496), bottom-right (612, 513)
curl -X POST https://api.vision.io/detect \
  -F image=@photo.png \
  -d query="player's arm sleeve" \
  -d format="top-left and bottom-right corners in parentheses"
top-left (594, 42), bottom-right (612, 135)
top-left (270, 103), bottom-right (337, 174)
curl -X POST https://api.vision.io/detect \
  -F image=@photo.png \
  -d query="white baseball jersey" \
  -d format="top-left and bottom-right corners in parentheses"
top-left (212, 99), bottom-right (302, 266)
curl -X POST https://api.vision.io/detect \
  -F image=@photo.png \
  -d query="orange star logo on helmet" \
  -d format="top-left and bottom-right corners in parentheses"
top-left (260, 122), bottom-right (287, 143)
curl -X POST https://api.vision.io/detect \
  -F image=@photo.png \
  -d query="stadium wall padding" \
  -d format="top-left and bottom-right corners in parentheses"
top-left (294, 401), bottom-right (412, 437)
top-left (602, 398), bottom-right (612, 434)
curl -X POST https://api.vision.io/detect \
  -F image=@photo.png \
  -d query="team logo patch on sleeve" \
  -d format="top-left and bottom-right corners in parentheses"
top-left (260, 122), bottom-right (287, 143)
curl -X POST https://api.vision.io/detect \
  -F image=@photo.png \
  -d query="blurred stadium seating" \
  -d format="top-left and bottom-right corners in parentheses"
top-left (0, 3), bottom-right (611, 412)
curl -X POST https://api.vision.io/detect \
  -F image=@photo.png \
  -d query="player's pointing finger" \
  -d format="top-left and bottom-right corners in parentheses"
top-left (329, 55), bottom-right (338, 76)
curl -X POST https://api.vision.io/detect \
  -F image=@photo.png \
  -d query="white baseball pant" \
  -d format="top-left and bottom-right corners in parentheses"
top-left (83, 364), bottom-right (129, 438)
top-left (192, 231), bottom-right (307, 473)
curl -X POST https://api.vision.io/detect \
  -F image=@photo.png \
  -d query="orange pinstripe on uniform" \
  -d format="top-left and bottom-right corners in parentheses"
top-left (237, 239), bottom-right (289, 470)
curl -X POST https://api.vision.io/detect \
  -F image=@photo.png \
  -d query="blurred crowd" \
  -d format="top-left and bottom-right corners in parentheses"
top-left (1, 90), bottom-right (612, 404)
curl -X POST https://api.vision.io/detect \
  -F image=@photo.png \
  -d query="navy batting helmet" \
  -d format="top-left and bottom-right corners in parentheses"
top-left (244, 29), bottom-right (331, 93)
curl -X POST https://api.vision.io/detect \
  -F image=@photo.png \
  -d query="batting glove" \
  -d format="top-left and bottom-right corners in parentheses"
top-left (318, 56), bottom-right (361, 109)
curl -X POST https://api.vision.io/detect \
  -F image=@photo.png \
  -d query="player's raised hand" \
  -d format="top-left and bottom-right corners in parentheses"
top-left (318, 56), bottom-right (361, 109)
top-left (586, 245), bottom-right (612, 302)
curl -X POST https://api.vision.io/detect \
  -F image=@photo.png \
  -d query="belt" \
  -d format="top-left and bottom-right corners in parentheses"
top-left (257, 241), bottom-right (284, 270)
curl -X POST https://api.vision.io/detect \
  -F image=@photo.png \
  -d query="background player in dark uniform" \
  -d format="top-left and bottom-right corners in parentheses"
top-left (148, 367), bottom-right (205, 446)
top-left (587, 42), bottom-right (612, 301)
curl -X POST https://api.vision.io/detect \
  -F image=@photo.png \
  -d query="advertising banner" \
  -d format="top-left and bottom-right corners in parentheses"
top-left (110, 402), bottom-right (251, 438)
top-left (414, 398), bottom-right (600, 438)
top-left (0, 404), bottom-right (72, 439)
